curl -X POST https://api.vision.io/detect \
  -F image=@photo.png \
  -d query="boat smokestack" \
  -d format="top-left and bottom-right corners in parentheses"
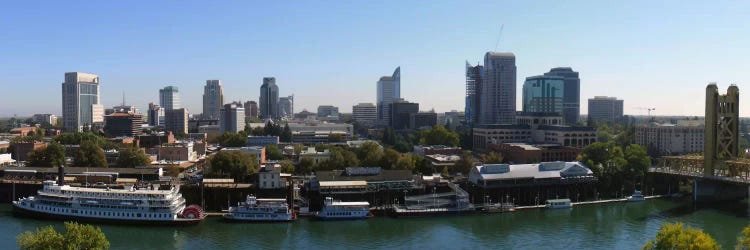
top-left (57, 165), bottom-right (65, 186)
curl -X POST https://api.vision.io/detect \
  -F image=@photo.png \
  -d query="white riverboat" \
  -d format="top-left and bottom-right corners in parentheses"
top-left (223, 195), bottom-right (295, 222)
top-left (545, 199), bottom-right (573, 209)
top-left (316, 197), bottom-right (370, 220)
top-left (627, 190), bottom-right (646, 202)
top-left (13, 180), bottom-right (205, 225)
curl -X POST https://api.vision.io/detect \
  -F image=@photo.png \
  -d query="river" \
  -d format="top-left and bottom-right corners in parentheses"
top-left (1, 199), bottom-right (749, 249)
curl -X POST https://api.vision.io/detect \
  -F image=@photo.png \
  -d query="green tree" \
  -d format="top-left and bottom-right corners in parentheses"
top-left (454, 151), bottom-right (475, 174)
top-left (395, 153), bottom-right (416, 170)
top-left (280, 160), bottom-right (295, 173)
top-left (624, 144), bottom-right (651, 178)
top-left (265, 144), bottom-right (283, 160)
top-left (116, 145), bottom-right (151, 168)
top-left (297, 157), bottom-right (315, 175)
top-left (209, 151), bottom-right (259, 181)
top-left (218, 132), bottom-right (247, 147)
top-left (280, 124), bottom-right (292, 142)
top-left (17, 222), bottom-right (110, 250)
top-left (357, 142), bottom-right (384, 167)
top-left (26, 143), bottom-right (66, 167)
top-left (579, 141), bottom-right (628, 197)
top-left (317, 147), bottom-right (360, 170)
top-left (419, 125), bottom-right (460, 146)
top-left (737, 224), bottom-right (750, 250)
top-left (642, 222), bottom-right (719, 250)
top-left (73, 140), bottom-right (107, 168)
top-left (380, 148), bottom-right (401, 169)
top-left (481, 151), bottom-right (503, 164)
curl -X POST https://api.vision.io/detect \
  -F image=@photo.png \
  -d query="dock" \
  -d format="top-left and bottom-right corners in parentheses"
top-left (514, 195), bottom-right (667, 210)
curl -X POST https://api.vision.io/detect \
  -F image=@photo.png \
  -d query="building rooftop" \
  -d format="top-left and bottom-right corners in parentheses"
top-left (315, 168), bottom-right (414, 182)
top-left (470, 161), bottom-right (593, 182)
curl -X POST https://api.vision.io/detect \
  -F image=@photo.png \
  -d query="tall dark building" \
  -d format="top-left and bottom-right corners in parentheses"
top-left (544, 67), bottom-right (580, 125)
top-left (259, 77), bottom-right (279, 119)
top-left (244, 100), bottom-right (258, 118)
top-left (465, 62), bottom-right (483, 126)
top-left (480, 52), bottom-right (516, 124)
top-left (104, 112), bottom-right (143, 137)
top-left (389, 100), bottom-right (419, 130)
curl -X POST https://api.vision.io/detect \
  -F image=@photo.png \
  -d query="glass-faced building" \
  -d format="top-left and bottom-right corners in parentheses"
top-left (522, 75), bottom-right (564, 114)
top-left (62, 72), bottom-right (103, 132)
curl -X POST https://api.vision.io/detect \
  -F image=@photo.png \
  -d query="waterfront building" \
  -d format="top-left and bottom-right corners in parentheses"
top-left (587, 96), bottom-right (624, 124)
top-left (104, 112), bottom-right (144, 137)
top-left (278, 96), bottom-right (294, 119)
top-left (62, 72), bottom-right (103, 132)
top-left (389, 99), bottom-right (418, 130)
top-left (310, 167), bottom-right (417, 194)
top-left (159, 86), bottom-right (180, 111)
top-left (247, 136), bottom-right (279, 147)
top-left (32, 114), bottom-right (57, 126)
top-left (465, 62), bottom-right (483, 126)
top-left (544, 67), bottom-right (581, 125)
top-left (244, 101), bottom-right (258, 118)
top-left (259, 77), bottom-right (279, 119)
top-left (203, 80), bottom-right (224, 119)
top-left (480, 52), bottom-right (516, 124)
top-left (352, 103), bottom-right (377, 127)
top-left (219, 102), bottom-right (245, 133)
top-left (258, 164), bottom-right (287, 189)
top-left (468, 161), bottom-right (595, 189)
top-left (635, 121), bottom-right (704, 156)
top-left (165, 108), bottom-right (188, 135)
top-left (377, 67), bottom-right (401, 126)
top-left (147, 103), bottom-right (164, 127)
top-left (522, 75), bottom-right (564, 115)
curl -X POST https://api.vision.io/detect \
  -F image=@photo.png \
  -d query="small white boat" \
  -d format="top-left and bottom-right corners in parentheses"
top-left (316, 197), bottom-right (370, 220)
top-left (545, 199), bottom-right (572, 209)
top-left (223, 195), bottom-right (295, 222)
top-left (483, 202), bottom-right (515, 213)
top-left (627, 190), bottom-right (645, 202)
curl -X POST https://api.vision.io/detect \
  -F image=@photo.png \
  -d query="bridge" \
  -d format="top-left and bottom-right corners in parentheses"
top-left (650, 156), bottom-right (750, 185)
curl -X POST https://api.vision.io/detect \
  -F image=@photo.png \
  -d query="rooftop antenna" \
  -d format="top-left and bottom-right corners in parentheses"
top-left (493, 24), bottom-right (505, 51)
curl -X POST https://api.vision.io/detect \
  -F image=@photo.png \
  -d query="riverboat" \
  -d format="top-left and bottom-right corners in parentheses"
top-left (316, 197), bottom-right (370, 220)
top-left (627, 190), bottom-right (646, 202)
top-left (545, 199), bottom-right (573, 209)
top-left (223, 195), bottom-right (295, 222)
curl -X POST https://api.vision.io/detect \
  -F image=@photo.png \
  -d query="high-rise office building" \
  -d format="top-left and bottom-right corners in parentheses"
top-left (389, 99), bottom-right (418, 130)
top-left (203, 80), bottom-right (224, 119)
top-left (377, 67), bottom-right (401, 126)
top-left (244, 101), bottom-right (258, 118)
top-left (317, 105), bottom-right (340, 118)
top-left (62, 72), bottom-right (103, 132)
top-left (278, 95), bottom-right (294, 119)
top-left (220, 102), bottom-right (245, 133)
top-left (544, 67), bottom-right (580, 125)
top-left (480, 52), bottom-right (516, 124)
top-left (104, 112), bottom-right (144, 137)
top-left (259, 77), bottom-right (279, 119)
top-left (165, 108), bottom-right (188, 135)
top-left (147, 102), bottom-right (164, 126)
top-left (465, 62), bottom-right (483, 126)
top-left (353, 103), bottom-right (377, 126)
top-left (588, 96), bottom-right (624, 124)
top-left (522, 75), bottom-right (564, 114)
top-left (159, 86), bottom-right (180, 111)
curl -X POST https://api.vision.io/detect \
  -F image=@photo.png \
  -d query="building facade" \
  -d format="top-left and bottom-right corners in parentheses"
top-left (278, 95), bottom-right (294, 119)
top-left (165, 108), bottom-right (188, 135)
top-left (389, 100), bottom-right (419, 130)
top-left (588, 96), bottom-right (624, 124)
top-left (473, 113), bottom-right (596, 151)
top-left (244, 101), bottom-right (258, 118)
top-left (62, 72), bottom-right (103, 132)
top-left (32, 114), bottom-right (57, 126)
top-left (377, 67), bottom-right (401, 126)
top-left (159, 86), bottom-right (180, 111)
top-left (352, 103), bottom-right (377, 127)
top-left (317, 105), bottom-right (340, 119)
top-left (410, 112), bottom-right (437, 129)
top-left (635, 122), bottom-right (704, 156)
top-left (104, 112), bottom-right (144, 137)
top-left (544, 67), bottom-right (580, 125)
top-left (465, 62), bottom-right (483, 126)
top-left (259, 77), bottom-right (279, 119)
top-left (219, 102), bottom-right (245, 133)
top-left (480, 52), bottom-right (516, 124)
top-left (203, 80), bottom-right (224, 119)
top-left (147, 103), bottom-right (164, 127)
top-left (522, 75), bottom-right (564, 114)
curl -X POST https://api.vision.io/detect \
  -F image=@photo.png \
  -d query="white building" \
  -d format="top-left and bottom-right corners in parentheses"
top-left (221, 146), bottom-right (265, 166)
top-left (62, 72), bottom-right (103, 132)
top-left (377, 67), bottom-right (401, 126)
top-left (299, 147), bottom-right (332, 164)
top-left (469, 161), bottom-right (595, 188)
top-left (288, 122), bottom-right (353, 144)
top-left (352, 103), bottom-right (377, 126)
top-left (635, 122), bottom-right (704, 155)
top-left (220, 102), bottom-right (245, 133)
top-left (32, 114), bottom-right (57, 126)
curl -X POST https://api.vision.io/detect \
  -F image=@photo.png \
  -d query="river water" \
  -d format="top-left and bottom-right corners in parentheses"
top-left (1, 199), bottom-right (749, 249)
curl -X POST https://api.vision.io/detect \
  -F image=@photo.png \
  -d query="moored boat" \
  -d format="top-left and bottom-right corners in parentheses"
top-left (545, 199), bottom-right (572, 209)
top-left (223, 195), bottom-right (295, 222)
top-left (316, 197), bottom-right (370, 220)
top-left (627, 190), bottom-right (645, 202)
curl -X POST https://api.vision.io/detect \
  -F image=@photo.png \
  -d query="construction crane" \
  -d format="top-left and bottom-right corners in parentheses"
top-left (635, 107), bottom-right (656, 116)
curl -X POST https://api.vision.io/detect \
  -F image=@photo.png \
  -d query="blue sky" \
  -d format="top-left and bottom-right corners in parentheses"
top-left (2, 1), bottom-right (750, 117)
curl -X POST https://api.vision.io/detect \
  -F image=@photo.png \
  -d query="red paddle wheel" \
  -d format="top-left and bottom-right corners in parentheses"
top-left (181, 205), bottom-right (205, 219)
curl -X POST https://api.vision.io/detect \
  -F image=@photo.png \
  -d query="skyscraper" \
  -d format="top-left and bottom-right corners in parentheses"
top-left (522, 75), bottom-right (564, 114)
top-left (388, 99), bottom-right (418, 130)
top-left (147, 102), bottom-right (164, 126)
top-left (203, 80), bottom-right (224, 120)
top-left (159, 86), bottom-right (180, 111)
top-left (165, 108), bottom-right (188, 135)
top-left (278, 95), bottom-right (294, 119)
top-left (377, 67), bottom-right (401, 126)
top-left (587, 96), bottom-right (624, 124)
top-left (220, 102), bottom-right (245, 133)
top-left (480, 52), bottom-right (516, 124)
top-left (62, 72), bottom-right (103, 132)
top-left (259, 77), bottom-right (279, 119)
top-left (353, 103), bottom-right (377, 126)
top-left (544, 67), bottom-right (580, 125)
top-left (244, 101), bottom-right (258, 118)
top-left (465, 62), bottom-right (483, 126)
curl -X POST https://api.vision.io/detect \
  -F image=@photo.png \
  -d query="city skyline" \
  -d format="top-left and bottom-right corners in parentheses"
top-left (3, 1), bottom-right (750, 117)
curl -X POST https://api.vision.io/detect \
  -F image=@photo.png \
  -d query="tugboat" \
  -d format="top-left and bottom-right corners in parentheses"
top-left (13, 174), bottom-right (205, 225)
top-left (316, 197), bottom-right (370, 220)
top-left (223, 195), bottom-right (295, 222)
top-left (627, 190), bottom-right (646, 202)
